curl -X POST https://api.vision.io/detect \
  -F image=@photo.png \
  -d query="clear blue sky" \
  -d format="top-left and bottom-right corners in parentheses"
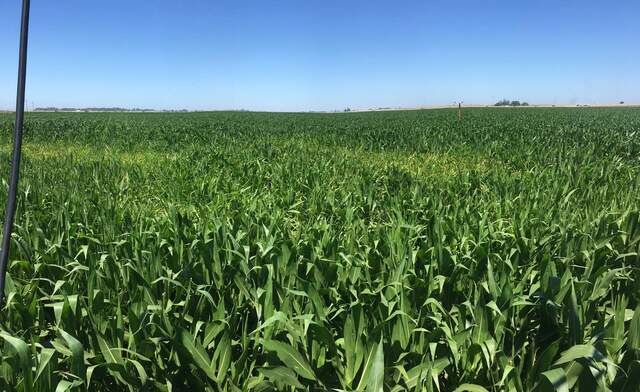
top-left (1, 0), bottom-right (639, 111)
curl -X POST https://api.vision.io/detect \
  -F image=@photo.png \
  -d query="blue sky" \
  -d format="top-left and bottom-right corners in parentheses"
top-left (1, 0), bottom-right (639, 111)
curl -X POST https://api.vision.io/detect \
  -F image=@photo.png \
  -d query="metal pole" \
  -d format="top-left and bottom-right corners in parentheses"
top-left (0, 0), bottom-right (30, 305)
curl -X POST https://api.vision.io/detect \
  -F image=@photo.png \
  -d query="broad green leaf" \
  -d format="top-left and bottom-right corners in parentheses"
top-left (59, 329), bottom-right (86, 384)
top-left (566, 282), bottom-right (582, 346)
top-left (528, 339), bottom-right (561, 387)
top-left (365, 336), bottom-right (384, 392)
top-left (262, 340), bottom-right (316, 381)
top-left (356, 336), bottom-right (381, 392)
top-left (453, 384), bottom-right (490, 392)
top-left (215, 332), bottom-right (232, 383)
top-left (97, 335), bottom-right (124, 365)
top-left (553, 344), bottom-right (605, 366)
top-left (55, 379), bottom-right (83, 392)
top-left (0, 332), bottom-right (33, 392)
top-left (34, 348), bottom-right (56, 385)
top-left (258, 367), bottom-right (304, 389)
top-left (628, 306), bottom-right (640, 352)
top-left (128, 359), bottom-right (148, 386)
top-left (344, 313), bottom-right (359, 385)
top-left (540, 368), bottom-right (569, 392)
top-left (404, 362), bottom-right (430, 389)
top-left (175, 327), bottom-right (215, 380)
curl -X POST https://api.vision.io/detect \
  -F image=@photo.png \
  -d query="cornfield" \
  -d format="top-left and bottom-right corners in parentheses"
top-left (0, 108), bottom-right (639, 391)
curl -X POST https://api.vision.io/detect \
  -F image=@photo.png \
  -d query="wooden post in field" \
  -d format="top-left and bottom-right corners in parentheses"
top-left (458, 102), bottom-right (462, 122)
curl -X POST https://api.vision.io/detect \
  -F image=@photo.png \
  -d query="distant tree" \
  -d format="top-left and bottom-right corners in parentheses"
top-left (344, 107), bottom-right (351, 112)
top-left (495, 99), bottom-right (529, 107)
top-left (620, 101), bottom-right (625, 104)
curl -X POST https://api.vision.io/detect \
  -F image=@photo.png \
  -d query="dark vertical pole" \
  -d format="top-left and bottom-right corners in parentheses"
top-left (0, 0), bottom-right (30, 305)
top-left (458, 102), bottom-right (461, 121)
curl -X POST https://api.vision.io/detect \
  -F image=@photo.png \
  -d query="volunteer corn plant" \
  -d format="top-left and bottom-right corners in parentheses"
top-left (0, 108), bottom-right (639, 391)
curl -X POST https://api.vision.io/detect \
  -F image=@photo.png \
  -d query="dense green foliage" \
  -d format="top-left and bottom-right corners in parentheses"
top-left (494, 100), bottom-right (529, 107)
top-left (0, 108), bottom-right (639, 391)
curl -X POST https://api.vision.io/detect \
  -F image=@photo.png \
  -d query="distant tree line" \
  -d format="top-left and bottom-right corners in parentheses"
top-left (494, 99), bottom-right (529, 107)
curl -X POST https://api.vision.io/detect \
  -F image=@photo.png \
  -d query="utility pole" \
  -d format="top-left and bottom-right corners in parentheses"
top-left (0, 0), bottom-right (30, 305)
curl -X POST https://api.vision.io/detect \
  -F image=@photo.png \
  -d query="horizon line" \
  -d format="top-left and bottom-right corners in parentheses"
top-left (1, 102), bottom-right (638, 114)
